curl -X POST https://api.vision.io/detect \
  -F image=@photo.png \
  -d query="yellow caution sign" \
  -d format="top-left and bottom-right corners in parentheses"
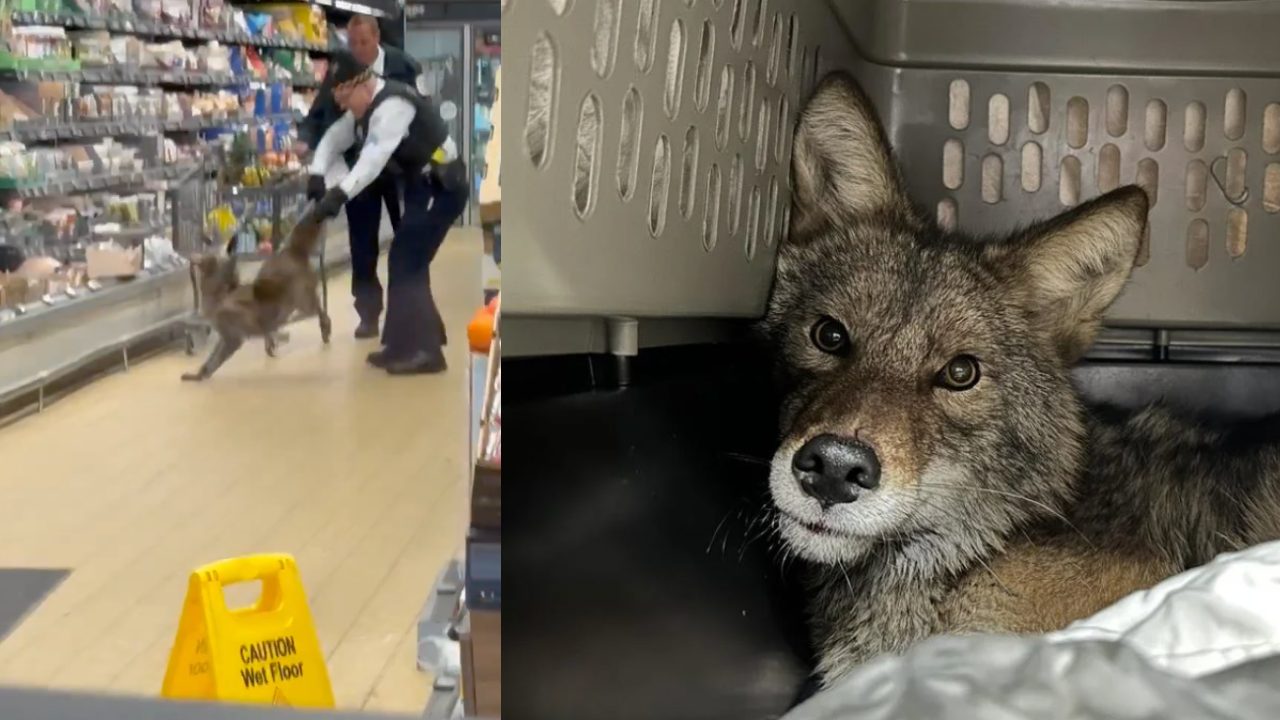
top-left (161, 554), bottom-right (334, 708)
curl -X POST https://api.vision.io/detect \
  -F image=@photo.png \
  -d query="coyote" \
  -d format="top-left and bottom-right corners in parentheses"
top-left (183, 205), bottom-right (332, 381)
top-left (763, 71), bottom-right (1280, 685)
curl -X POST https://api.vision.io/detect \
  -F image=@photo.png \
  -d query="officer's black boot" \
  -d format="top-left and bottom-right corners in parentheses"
top-left (355, 316), bottom-right (380, 340)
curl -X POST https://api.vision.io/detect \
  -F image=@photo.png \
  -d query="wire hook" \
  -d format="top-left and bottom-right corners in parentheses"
top-left (1209, 154), bottom-right (1249, 206)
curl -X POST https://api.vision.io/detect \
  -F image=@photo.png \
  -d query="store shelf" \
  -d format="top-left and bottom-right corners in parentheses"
top-left (0, 111), bottom-right (300, 143)
top-left (91, 224), bottom-right (168, 241)
top-left (0, 220), bottom-right (385, 421)
top-left (470, 352), bottom-right (487, 458)
top-left (10, 11), bottom-right (340, 53)
top-left (0, 67), bottom-right (318, 88)
top-left (222, 178), bottom-right (304, 198)
top-left (2, 162), bottom-right (200, 199)
top-left (238, 0), bottom-right (396, 18)
top-left (423, 675), bottom-right (461, 720)
top-left (481, 252), bottom-right (499, 304)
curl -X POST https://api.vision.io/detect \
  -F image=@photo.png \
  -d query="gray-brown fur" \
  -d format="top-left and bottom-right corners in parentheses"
top-left (190, 249), bottom-right (291, 357)
top-left (183, 206), bottom-right (332, 381)
top-left (763, 71), bottom-right (1280, 684)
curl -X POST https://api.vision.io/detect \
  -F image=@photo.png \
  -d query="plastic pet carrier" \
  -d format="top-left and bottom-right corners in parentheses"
top-left (503, 1), bottom-right (1280, 719)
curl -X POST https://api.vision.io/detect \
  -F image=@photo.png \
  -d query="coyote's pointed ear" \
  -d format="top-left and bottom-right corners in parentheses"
top-left (994, 186), bottom-right (1148, 364)
top-left (791, 72), bottom-right (910, 234)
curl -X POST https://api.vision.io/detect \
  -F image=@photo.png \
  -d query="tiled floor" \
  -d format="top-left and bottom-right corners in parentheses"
top-left (0, 229), bottom-right (480, 714)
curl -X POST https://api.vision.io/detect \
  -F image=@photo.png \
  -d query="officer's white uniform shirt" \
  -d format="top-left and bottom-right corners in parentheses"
top-left (307, 78), bottom-right (416, 198)
top-left (308, 48), bottom-right (460, 192)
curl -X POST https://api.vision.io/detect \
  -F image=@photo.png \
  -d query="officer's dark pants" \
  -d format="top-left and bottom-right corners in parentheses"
top-left (344, 173), bottom-right (406, 324)
top-left (381, 171), bottom-right (469, 360)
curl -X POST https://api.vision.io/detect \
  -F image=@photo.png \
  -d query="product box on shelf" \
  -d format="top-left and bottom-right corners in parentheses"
top-left (85, 242), bottom-right (141, 278)
top-left (252, 3), bottom-right (329, 46)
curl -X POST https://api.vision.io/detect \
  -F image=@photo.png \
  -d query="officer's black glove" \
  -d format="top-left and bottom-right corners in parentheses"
top-left (306, 174), bottom-right (326, 202)
top-left (316, 187), bottom-right (348, 220)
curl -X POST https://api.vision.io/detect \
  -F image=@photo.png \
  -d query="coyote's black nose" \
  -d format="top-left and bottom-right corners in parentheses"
top-left (792, 434), bottom-right (881, 505)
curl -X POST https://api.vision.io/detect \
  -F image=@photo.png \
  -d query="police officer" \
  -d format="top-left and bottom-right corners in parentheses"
top-left (308, 53), bottom-right (467, 375)
top-left (299, 16), bottom-right (428, 340)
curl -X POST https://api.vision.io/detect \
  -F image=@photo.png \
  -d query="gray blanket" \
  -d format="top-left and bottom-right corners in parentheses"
top-left (784, 635), bottom-right (1280, 720)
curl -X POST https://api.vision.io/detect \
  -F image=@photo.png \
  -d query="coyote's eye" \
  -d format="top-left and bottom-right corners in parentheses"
top-left (810, 316), bottom-right (850, 355)
top-left (936, 355), bottom-right (981, 391)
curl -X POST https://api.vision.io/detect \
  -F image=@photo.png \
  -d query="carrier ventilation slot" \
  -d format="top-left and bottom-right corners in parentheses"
top-left (1225, 148), bottom-right (1248, 203)
top-left (774, 97), bottom-right (789, 164)
top-left (785, 15), bottom-right (798, 83)
top-left (1227, 208), bottom-right (1248, 259)
top-left (1264, 163), bottom-right (1280, 213)
top-left (715, 65), bottom-right (734, 151)
top-left (679, 127), bottom-right (700, 220)
top-left (1021, 142), bottom-right (1041, 192)
top-left (590, 0), bottom-right (621, 78)
top-left (1137, 224), bottom-right (1151, 268)
top-left (730, 0), bottom-right (746, 50)
top-left (1224, 88), bottom-right (1247, 141)
top-left (949, 79), bottom-right (970, 130)
top-left (987, 93), bottom-right (1009, 146)
top-left (739, 62), bottom-right (757, 142)
top-left (524, 32), bottom-right (558, 169)
top-left (1184, 101), bottom-right (1206, 152)
top-left (1186, 219), bottom-right (1210, 271)
top-left (1144, 100), bottom-right (1167, 152)
top-left (703, 163), bottom-right (722, 252)
top-left (755, 100), bottom-right (770, 171)
top-left (664, 20), bottom-right (686, 120)
top-left (981, 154), bottom-right (1002, 204)
top-left (1028, 82), bottom-right (1050, 134)
top-left (648, 135), bottom-right (672, 237)
top-left (635, 0), bottom-right (659, 73)
top-left (617, 87), bottom-right (643, 201)
top-left (1066, 97), bottom-right (1088, 149)
top-left (937, 198), bottom-right (958, 231)
top-left (727, 154), bottom-right (744, 237)
top-left (572, 93), bottom-right (603, 219)
top-left (750, 0), bottom-right (767, 47)
top-left (1105, 85), bottom-right (1128, 137)
top-left (1059, 155), bottom-right (1081, 206)
top-left (1265, 104), bottom-right (1280, 154)
top-left (1136, 159), bottom-right (1159, 207)
top-left (745, 185), bottom-right (761, 260)
top-left (1098, 144), bottom-right (1121, 193)
top-left (765, 177), bottom-right (779, 247)
top-left (766, 15), bottom-right (783, 86)
top-left (942, 139), bottom-right (964, 190)
top-left (1186, 160), bottom-right (1208, 211)
top-left (694, 21), bottom-right (715, 112)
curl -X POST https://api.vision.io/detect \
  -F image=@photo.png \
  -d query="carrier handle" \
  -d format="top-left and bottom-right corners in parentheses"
top-left (198, 554), bottom-right (292, 587)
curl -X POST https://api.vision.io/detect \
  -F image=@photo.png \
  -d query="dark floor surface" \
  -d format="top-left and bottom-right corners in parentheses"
top-left (0, 569), bottom-right (69, 644)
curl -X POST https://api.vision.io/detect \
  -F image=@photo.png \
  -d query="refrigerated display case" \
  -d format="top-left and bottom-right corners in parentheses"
top-left (403, 2), bottom-right (499, 225)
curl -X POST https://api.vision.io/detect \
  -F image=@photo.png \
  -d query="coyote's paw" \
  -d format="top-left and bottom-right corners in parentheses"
top-left (181, 371), bottom-right (205, 382)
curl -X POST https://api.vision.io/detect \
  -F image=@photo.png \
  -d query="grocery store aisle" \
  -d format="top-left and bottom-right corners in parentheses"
top-left (0, 228), bottom-right (482, 713)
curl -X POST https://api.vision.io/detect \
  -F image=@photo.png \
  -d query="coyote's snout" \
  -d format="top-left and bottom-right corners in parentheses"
top-left (764, 72), bottom-right (1280, 684)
